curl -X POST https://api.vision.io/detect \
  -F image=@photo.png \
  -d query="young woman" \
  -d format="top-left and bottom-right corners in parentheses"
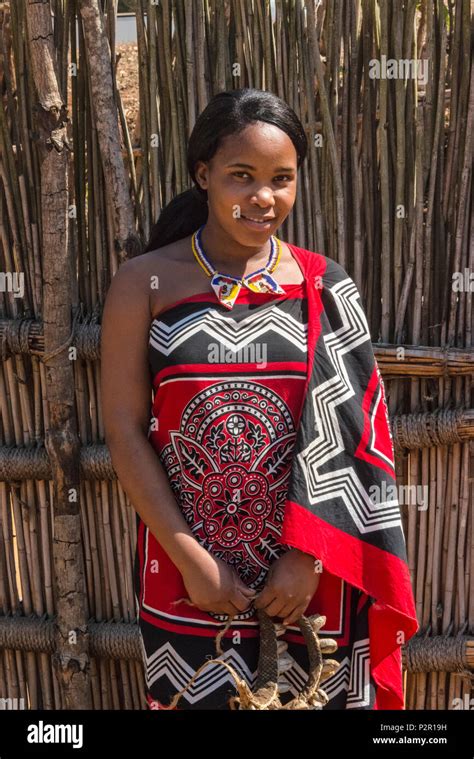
top-left (101, 88), bottom-right (418, 710)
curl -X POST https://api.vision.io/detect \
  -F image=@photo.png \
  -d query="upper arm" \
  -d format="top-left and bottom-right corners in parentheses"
top-left (100, 257), bottom-right (152, 444)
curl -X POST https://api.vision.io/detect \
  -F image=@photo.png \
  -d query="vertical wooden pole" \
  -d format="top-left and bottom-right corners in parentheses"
top-left (78, 0), bottom-right (141, 263)
top-left (26, 0), bottom-right (91, 708)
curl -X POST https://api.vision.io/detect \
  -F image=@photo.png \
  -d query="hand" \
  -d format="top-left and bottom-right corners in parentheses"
top-left (253, 549), bottom-right (322, 626)
top-left (179, 548), bottom-right (257, 617)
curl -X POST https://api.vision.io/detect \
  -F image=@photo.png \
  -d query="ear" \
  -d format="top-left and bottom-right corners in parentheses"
top-left (194, 160), bottom-right (209, 191)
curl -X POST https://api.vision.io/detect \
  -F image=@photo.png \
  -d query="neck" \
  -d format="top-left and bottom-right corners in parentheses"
top-left (197, 220), bottom-right (274, 277)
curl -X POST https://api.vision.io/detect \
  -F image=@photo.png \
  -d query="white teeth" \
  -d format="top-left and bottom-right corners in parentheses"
top-left (242, 215), bottom-right (267, 223)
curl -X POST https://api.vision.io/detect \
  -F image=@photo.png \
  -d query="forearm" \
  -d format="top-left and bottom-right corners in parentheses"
top-left (283, 544), bottom-right (322, 572)
top-left (107, 431), bottom-right (205, 574)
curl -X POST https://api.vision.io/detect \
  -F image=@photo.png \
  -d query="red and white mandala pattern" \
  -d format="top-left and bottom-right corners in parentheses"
top-left (158, 381), bottom-right (300, 616)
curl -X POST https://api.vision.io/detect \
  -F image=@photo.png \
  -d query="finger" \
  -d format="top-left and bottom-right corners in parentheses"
top-left (232, 589), bottom-right (256, 612)
top-left (239, 588), bottom-right (258, 600)
top-left (275, 603), bottom-right (296, 621)
top-left (252, 587), bottom-right (277, 609)
top-left (259, 590), bottom-right (297, 618)
top-left (228, 597), bottom-right (255, 616)
top-left (257, 597), bottom-right (287, 619)
top-left (238, 584), bottom-right (258, 596)
top-left (281, 604), bottom-right (307, 626)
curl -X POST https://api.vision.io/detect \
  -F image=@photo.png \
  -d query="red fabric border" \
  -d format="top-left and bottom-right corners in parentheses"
top-left (281, 499), bottom-right (419, 709)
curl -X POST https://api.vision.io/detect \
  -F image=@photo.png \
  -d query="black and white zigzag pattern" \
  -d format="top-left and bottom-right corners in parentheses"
top-left (150, 306), bottom-right (308, 356)
top-left (139, 633), bottom-right (372, 709)
top-left (346, 639), bottom-right (372, 708)
top-left (297, 277), bottom-right (402, 534)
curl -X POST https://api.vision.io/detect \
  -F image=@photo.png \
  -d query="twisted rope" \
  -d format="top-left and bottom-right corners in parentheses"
top-left (0, 444), bottom-right (50, 482)
top-left (0, 443), bottom-right (116, 482)
top-left (0, 612), bottom-right (143, 660)
top-left (1, 316), bottom-right (36, 361)
top-left (0, 612), bottom-right (55, 653)
top-left (1, 306), bottom-right (102, 362)
top-left (392, 407), bottom-right (465, 450)
top-left (89, 619), bottom-right (141, 661)
top-left (403, 633), bottom-right (474, 681)
top-left (159, 598), bottom-right (337, 710)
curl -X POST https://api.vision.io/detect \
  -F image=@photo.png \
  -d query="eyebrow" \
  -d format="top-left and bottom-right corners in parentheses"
top-left (225, 162), bottom-right (296, 172)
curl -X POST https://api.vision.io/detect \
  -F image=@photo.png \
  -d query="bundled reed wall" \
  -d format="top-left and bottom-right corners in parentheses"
top-left (0, 0), bottom-right (472, 710)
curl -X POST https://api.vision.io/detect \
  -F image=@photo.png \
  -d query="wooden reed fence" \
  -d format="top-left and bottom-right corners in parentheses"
top-left (0, 0), bottom-right (472, 710)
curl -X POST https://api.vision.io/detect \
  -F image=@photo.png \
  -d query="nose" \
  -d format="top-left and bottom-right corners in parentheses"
top-left (249, 186), bottom-right (276, 207)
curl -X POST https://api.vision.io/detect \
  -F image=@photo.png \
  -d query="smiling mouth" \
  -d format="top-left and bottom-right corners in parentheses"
top-left (240, 215), bottom-right (276, 224)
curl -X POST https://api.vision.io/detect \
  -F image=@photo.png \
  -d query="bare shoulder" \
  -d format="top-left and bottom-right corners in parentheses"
top-left (136, 237), bottom-right (192, 283)
top-left (140, 237), bottom-right (191, 266)
top-left (113, 238), bottom-right (189, 285)
top-left (104, 237), bottom-right (194, 321)
top-left (139, 236), bottom-right (211, 319)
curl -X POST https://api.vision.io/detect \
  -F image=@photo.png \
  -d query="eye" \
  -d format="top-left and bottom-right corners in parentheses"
top-left (231, 172), bottom-right (293, 182)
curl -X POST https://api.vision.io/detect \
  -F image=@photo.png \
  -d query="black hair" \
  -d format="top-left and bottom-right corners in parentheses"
top-left (143, 88), bottom-right (308, 252)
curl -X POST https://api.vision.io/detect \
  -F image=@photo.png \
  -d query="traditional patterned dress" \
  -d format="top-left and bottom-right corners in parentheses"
top-left (133, 244), bottom-right (378, 710)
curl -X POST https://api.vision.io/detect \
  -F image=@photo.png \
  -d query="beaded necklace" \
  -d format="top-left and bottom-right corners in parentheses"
top-left (191, 224), bottom-right (286, 310)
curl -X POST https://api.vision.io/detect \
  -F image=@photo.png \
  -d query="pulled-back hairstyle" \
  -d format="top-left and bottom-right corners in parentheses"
top-left (143, 88), bottom-right (307, 252)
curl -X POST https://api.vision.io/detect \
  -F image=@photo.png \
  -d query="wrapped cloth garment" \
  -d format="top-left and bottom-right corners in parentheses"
top-left (133, 243), bottom-right (418, 710)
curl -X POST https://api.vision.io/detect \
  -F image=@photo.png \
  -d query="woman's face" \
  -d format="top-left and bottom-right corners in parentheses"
top-left (194, 121), bottom-right (298, 244)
